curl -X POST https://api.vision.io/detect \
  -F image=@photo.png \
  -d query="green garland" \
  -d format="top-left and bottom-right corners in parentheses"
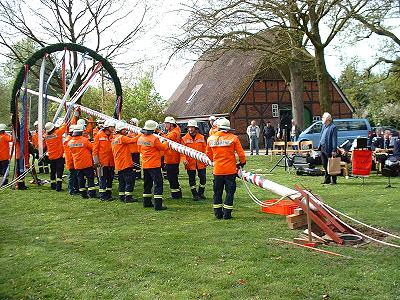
top-left (10, 43), bottom-right (123, 119)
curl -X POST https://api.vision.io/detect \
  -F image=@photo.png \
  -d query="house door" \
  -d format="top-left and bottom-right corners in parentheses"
top-left (303, 107), bottom-right (312, 128)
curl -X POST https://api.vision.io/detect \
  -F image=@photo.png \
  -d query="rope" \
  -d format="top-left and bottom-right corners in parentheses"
top-left (0, 152), bottom-right (48, 191)
top-left (320, 202), bottom-right (400, 248)
top-left (320, 202), bottom-right (400, 240)
top-left (238, 167), bottom-right (299, 207)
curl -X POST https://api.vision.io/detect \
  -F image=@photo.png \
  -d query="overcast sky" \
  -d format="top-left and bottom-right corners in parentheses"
top-left (145, 1), bottom-right (399, 100)
top-left (0, 0), bottom-right (398, 100)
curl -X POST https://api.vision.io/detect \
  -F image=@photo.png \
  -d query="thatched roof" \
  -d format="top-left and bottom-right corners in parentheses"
top-left (166, 49), bottom-right (265, 118)
top-left (166, 46), bottom-right (352, 118)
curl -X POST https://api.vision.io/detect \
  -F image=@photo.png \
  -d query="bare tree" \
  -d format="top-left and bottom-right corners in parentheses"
top-left (0, 0), bottom-right (150, 97)
top-left (170, 0), bottom-right (372, 116)
top-left (340, 0), bottom-right (400, 75)
top-left (169, 0), bottom-right (312, 129)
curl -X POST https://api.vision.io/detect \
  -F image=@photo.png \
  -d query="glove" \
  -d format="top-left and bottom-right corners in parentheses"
top-left (236, 161), bottom-right (246, 169)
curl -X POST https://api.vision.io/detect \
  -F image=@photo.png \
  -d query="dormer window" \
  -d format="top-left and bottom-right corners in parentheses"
top-left (186, 84), bottom-right (203, 104)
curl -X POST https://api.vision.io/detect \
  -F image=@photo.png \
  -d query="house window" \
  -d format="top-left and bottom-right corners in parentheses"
top-left (186, 84), bottom-right (203, 104)
top-left (272, 104), bottom-right (279, 118)
top-left (313, 116), bottom-right (321, 122)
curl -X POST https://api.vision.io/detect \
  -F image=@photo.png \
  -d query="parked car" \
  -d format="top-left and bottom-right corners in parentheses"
top-left (296, 118), bottom-right (372, 147)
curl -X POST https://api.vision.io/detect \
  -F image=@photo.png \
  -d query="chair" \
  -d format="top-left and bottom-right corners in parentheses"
top-left (271, 141), bottom-right (285, 156)
top-left (286, 141), bottom-right (299, 154)
top-left (298, 141), bottom-right (314, 154)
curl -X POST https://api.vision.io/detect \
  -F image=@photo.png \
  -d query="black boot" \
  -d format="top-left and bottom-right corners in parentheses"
top-left (191, 187), bottom-right (199, 201)
top-left (143, 197), bottom-right (154, 208)
top-left (223, 208), bottom-right (232, 220)
top-left (56, 181), bottom-right (63, 192)
top-left (88, 191), bottom-right (98, 198)
top-left (125, 195), bottom-right (138, 203)
top-left (154, 197), bottom-right (167, 210)
top-left (17, 181), bottom-right (28, 190)
top-left (51, 182), bottom-right (57, 190)
top-left (198, 186), bottom-right (206, 199)
top-left (214, 208), bottom-right (223, 219)
top-left (81, 191), bottom-right (89, 199)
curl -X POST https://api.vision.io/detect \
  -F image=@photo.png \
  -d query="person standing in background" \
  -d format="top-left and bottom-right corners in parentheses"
top-left (319, 112), bottom-right (338, 185)
top-left (262, 121), bottom-right (275, 155)
top-left (246, 120), bottom-right (260, 155)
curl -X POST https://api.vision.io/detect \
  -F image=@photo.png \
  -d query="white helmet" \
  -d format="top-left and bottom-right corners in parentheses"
top-left (216, 118), bottom-right (231, 130)
top-left (115, 121), bottom-right (127, 132)
top-left (34, 120), bottom-right (39, 127)
top-left (164, 116), bottom-right (176, 124)
top-left (77, 119), bottom-right (86, 127)
top-left (104, 119), bottom-right (115, 128)
top-left (0, 123), bottom-right (7, 131)
top-left (68, 125), bottom-right (76, 133)
top-left (187, 119), bottom-right (198, 128)
top-left (45, 122), bottom-right (55, 133)
top-left (73, 124), bottom-right (84, 132)
top-left (130, 117), bottom-right (139, 125)
top-left (143, 120), bottom-right (158, 131)
top-left (209, 115), bottom-right (216, 121)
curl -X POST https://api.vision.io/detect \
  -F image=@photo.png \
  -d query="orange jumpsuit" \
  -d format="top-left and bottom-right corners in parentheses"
top-left (111, 133), bottom-right (138, 201)
top-left (181, 131), bottom-right (207, 198)
top-left (162, 126), bottom-right (182, 198)
top-left (93, 129), bottom-right (114, 199)
top-left (206, 130), bottom-right (246, 219)
top-left (45, 124), bottom-right (66, 191)
top-left (137, 134), bottom-right (169, 209)
top-left (68, 135), bottom-right (96, 198)
top-left (128, 131), bottom-right (142, 179)
top-left (0, 132), bottom-right (13, 161)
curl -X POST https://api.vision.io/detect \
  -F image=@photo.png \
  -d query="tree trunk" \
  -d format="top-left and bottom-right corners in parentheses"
top-left (314, 46), bottom-right (331, 114)
top-left (288, 61), bottom-right (305, 130)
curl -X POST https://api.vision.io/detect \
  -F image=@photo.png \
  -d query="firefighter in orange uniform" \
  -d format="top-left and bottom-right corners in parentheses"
top-left (93, 119), bottom-right (115, 201)
top-left (206, 118), bottom-right (246, 219)
top-left (44, 121), bottom-right (66, 191)
top-left (111, 121), bottom-right (139, 203)
top-left (162, 116), bottom-right (182, 199)
top-left (0, 123), bottom-right (13, 186)
top-left (181, 120), bottom-right (207, 200)
top-left (138, 120), bottom-right (169, 210)
top-left (208, 115), bottom-right (218, 137)
top-left (68, 125), bottom-right (97, 199)
top-left (92, 119), bottom-right (104, 138)
top-left (63, 125), bottom-right (79, 195)
top-left (128, 118), bottom-right (142, 179)
top-left (31, 121), bottom-right (49, 174)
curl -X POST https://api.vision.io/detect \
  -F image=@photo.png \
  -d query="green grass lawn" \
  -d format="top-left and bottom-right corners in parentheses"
top-left (1, 156), bottom-right (399, 299)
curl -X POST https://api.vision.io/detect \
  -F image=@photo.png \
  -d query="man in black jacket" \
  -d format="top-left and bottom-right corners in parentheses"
top-left (263, 121), bottom-right (275, 155)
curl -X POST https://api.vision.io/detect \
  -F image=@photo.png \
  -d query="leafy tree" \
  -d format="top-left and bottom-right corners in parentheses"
top-left (0, 0), bottom-right (151, 98)
top-left (338, 60), bottom-right (400, 128)
top-left (120, 72), bottom-right (167, 125)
